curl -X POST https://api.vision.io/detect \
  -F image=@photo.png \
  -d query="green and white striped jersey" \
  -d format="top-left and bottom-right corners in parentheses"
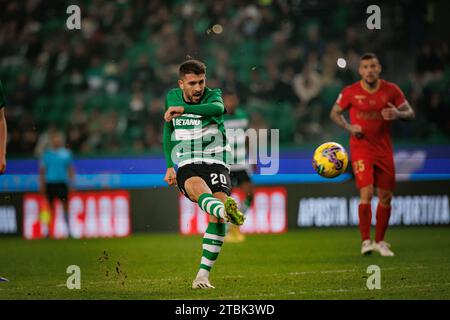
top-left (223, 109), bottom-right (250, 171)
top-left (163, 87), bottom-right (231, 168)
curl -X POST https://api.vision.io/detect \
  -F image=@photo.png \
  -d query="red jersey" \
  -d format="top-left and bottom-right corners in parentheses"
top-left (336, 79), bottom-right (407, 157)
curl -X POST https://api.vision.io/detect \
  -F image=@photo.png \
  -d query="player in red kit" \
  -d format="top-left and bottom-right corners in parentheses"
top-left (330, 53), bottom-right (415, 256)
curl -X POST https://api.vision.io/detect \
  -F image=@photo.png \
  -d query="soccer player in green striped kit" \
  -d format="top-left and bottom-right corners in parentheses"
top-left (163, 59), bottom-right (245, 289)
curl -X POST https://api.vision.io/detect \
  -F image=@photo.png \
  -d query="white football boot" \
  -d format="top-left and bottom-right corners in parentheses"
top-left (361, 239), bottom-right (374, 255)
top-left (374, 241), bottom-right (395, 256)
top-left (192, 277), bottom-right (215, 289)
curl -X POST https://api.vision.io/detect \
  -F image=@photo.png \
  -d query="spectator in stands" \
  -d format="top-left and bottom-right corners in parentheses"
top-left (67, 123), bottom-right (88, 153)
top-left (292, 64), bottom-right (323, 106)
top-left (34, 124), bottom-right (57, 157)
top-left (133, 55), bottom-right (156, 88)
top-left (98, 111), bottom-right (125, 153)
top-left (0, 1), bottom-right (448, 157)
top-left (266, 64), bottom-right (298, 103)
top-left (416, 43), bottom-right (444, 75)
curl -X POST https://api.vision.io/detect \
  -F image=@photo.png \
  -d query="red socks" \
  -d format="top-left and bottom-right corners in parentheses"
top-left (358, 203), bottom-right (392, 242)
top-left (375, 204), bottom-right (391, 242)
top-left (358, 203), bottom-right (372, 241)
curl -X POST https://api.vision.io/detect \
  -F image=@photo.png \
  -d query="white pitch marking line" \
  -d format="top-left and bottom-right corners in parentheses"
top-left (206, 282), bottom-right (450, 300)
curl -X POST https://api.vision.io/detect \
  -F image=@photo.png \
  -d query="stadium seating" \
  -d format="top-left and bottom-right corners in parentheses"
top-left (0, 1), bottom-right (448, 157)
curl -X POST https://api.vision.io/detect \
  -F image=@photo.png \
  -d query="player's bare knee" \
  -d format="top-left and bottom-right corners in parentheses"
top-left (212, 192), bottom-right (227, 204)
top-left (360, 185), bottom-right (374, 203)
top-left (185, 177), bottom-right (211, 202)
top-left (378, 190), bottom-right (393, 206)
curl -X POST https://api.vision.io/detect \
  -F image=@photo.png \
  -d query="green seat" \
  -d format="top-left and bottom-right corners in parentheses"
top-left (46, 109), bottom-right (62, 126)
top-left (115, 92), bottom-right (131, 115)
top-left (33, 96), bottom-right (48, 115)
top-left (50, 93), bottom-right (67, 111)
top-left (103, 93), bottom-right (131, 113)
top-left (33, 96), bottom-right (50, 125)
top-left (126, 125), bottom-right (144, 140)
top-left (125, 42), bottom-right (156, 69)
top-left (271, 103), bottom-right (295, 143)
top-left (100, 95), bottom-right (114, 112)
top-left (85, 95), bottom-right (105, 113)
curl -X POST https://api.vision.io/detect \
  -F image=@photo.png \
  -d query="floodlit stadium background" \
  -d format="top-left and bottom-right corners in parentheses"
top-left (0, 1), bottom-right (449, 238)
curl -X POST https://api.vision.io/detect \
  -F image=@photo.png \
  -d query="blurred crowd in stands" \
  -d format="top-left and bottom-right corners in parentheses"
top-left (0, 0), bottom-right (449, 157)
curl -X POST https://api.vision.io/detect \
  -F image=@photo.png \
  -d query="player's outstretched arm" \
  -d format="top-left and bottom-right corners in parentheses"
top-left (165, 101), bottom-right (225, 122)
top-left (330, 103), bottom-right (363, 138)
top-left (164, 106), bottom-right (184, 122)
top-left (183, 101), bottom-right (225, 117)
top-left (0, 108), bottom-right (6, 174)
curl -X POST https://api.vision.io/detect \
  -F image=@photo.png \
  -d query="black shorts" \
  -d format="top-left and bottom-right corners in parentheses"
top-left (176, 163), bottom-right (232, 202)
top-left (230, 169), bottom-right (251, 188)
top-left (45, 183), bottom-right (69, 202)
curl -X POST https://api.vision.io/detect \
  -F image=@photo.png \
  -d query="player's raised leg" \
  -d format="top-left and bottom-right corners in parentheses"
top-left (186, 176), bottom-right (227, 221)
top-left (359, 185), bottom-right (374, 255)
top-left (374, 188), bottom-right (394, 256)
top-left (188, 178), bottom-right (244, 225)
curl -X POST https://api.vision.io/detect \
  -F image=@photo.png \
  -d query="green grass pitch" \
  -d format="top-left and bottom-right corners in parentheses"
top-left (1, 227), bottom-right (449, 299)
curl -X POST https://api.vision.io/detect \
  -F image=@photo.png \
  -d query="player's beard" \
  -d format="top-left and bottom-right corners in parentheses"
top-left (364, 76), bottom-right (379, 88)
top-left (190, 91), bottom-right (203, 103)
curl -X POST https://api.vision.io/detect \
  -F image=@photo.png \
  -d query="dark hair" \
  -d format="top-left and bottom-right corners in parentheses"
top-left (360, 52), bottom-right (378, 61)
top-left (179, 59), bottom-right (206, 77)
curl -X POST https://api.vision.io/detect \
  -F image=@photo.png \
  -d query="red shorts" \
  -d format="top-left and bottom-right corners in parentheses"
top-left (350, 153), bottom-right (396, 191)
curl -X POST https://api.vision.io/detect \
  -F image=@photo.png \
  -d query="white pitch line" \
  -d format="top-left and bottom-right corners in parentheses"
top-left (284, 265), bottom-right (425, 277)
top-left (206, 282), bottom-right (450, 300)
